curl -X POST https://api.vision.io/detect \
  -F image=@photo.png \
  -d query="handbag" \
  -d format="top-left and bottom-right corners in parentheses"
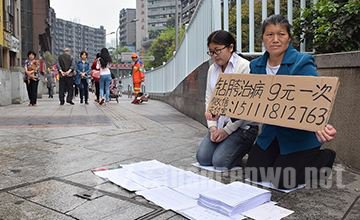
top-left (91, 69), bottom-right (100, 81)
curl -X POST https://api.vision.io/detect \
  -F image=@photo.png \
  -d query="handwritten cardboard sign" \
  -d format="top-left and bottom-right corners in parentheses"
top-left (207, 74), bottom-right (339, 131)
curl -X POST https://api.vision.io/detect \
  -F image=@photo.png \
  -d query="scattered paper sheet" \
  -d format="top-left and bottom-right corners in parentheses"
top-left (173, 179), bottom-right (225, 199)
top-left (136, 186), bottom-right (198, 211)
top-left (192, 162), bottom-right (242, 173)
top-left (93, 161), bottom-right (296, 219)
top-left (93, 168), bottom-right (121, 180)
top-left (245, 179), bottom-right (306, 193)
top-left (134, 165), bottom-right (208, 188)
top-left (180, 205), bottom-right (246, 220)
top-left (242, 202), bottom-right (294, 220)
top-left (94, 163), bottom-right (163, 191)
top-left (93, 160), bottom-right (168, 180)
top-left (121, 160), bottom-right (168, 170)
top-left (94, 169), bottom-right (147, 191)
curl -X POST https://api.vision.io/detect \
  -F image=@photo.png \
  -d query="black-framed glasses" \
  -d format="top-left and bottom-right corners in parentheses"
top-left (207, 45), bottom-right (228, 56)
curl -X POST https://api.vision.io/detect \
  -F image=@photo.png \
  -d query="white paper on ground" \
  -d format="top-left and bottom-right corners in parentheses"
top-left (93, 169), bottom-right (122, 180)
top-left (93, 160), bottom-right (166, 179)
top-left (136, 186), bottom-right (198, 211)
top-left (121, 160), bottom-right (168, 170)
top-left (96, 168), bottom-right (150, 191)
top-left (94, 166), bottom-right (161, 191)
top-left (242, 202), bottom-right (294, 220)
top-left (200, 181), bottom-right (271, 208)
top-left (106, 173), bottom-right (147, 191)
top-left (192, 162), bottom-right (242, 173)
top-left (180, 205), bottom-right (246, 220)
top-left (133, 165), bottom-right (209, 188)
top-left (198, 181), bottom-right (271, 216)
top-left (94, 161), bottom-right (292, 219)
top-left (173, 179), bottom-right (225, 199)
top-left (245, 179), bottom-right (306, 193)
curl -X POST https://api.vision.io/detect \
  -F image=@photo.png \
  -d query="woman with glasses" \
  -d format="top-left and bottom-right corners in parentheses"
top-left (196, 30), bottom-right (259, 170)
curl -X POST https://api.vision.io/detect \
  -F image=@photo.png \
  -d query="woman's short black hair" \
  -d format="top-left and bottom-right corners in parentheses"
top-left (80, 50), bottom-right (88, 57)
top-left (207, 30), bottom-right (237, 53)
top-left (27, 50), bottom-right (36, 57)
top-left (261, 14), bottom-right (292, 39)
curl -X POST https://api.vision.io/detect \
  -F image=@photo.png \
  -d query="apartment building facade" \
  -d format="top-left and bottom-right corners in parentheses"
top-left (180, 0), bottom-right (200, 24)
top-left (21, 0), bottom-right (51, 64)
top-left (49, 7), bottom-right (56, 56)
top-left (53, 18), bottom-right (105, 61)
top-left (136, 0), bottom-right (179, 52)
top-left (119, 8), bottom-right (136, 48)
top-left (2, 0), bottom-right (21, 68)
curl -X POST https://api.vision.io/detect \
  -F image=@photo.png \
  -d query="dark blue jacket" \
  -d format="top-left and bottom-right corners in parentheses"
top-left (75, 60), bottom-right (90, 85)
top-left (250, 44), bottom-right (321, 155)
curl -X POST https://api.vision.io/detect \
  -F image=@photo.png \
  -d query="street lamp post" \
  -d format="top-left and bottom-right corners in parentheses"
top-left (115, 26), bottom-right (120, 78)
top-left (115, 18), bottom-right (139, 79)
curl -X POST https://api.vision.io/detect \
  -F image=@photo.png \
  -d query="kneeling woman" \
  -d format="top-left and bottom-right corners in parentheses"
top-left (246, 14), bottom-right (336, 189)
top-left (196, 30), bottom-right (259, 170)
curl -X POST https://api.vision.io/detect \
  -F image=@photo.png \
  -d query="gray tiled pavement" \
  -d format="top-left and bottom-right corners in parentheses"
top-left (0, 94), bottom-right (359, 219)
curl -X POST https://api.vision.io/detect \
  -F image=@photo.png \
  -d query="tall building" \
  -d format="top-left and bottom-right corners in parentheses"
top-left (136, 0), bottom-right (148, 53)
top-left (181, 0), bottom-right (200, 24)
top-left (21, 0), bottom-right (51, 64)
top-left (33, 0), bottom-right (51, 57)
top-left (53, 18), bottom-right (105, 61)
top-left (147, 0), bottom-right (177, 36)
top-left (21, 0), bottom-right (32, 64)
top-left (136, 0), bottom-right (180, 52)
top-left (49, 7), bottom-right (56, 56)
top-left (119, 8), bottom-right (136, 47)
top-left (2, 0), bottom-right (21, 68)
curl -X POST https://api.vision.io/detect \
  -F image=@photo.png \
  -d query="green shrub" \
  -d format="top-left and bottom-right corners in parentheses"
top-left (294, 0), bottom-right (360, 53)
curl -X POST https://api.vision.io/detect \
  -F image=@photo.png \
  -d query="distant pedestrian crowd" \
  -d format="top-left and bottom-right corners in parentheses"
top-left (23, 47), bottom-right (125, 106)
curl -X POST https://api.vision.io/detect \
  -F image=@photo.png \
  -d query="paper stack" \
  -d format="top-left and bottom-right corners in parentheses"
top-left (198, 181), bottom-right (271, 216)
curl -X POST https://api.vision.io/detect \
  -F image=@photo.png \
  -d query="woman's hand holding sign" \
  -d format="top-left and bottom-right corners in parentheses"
top-left (316, 124), bottom-right (337, 143)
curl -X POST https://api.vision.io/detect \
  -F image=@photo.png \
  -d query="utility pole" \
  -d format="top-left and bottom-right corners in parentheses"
top-left (116, 26), bottom-right (120, 78)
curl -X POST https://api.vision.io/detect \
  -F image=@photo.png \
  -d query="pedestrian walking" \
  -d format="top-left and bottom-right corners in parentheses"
top-left (58, 48), bottom-right (75, 105)
top-left (91, 53), bottom-right (101, 102)
top-left (46, 67), bottom-right (55, 98)
top-left (96, 48), bottom-right (112, 105)
top-left (76, 51), bottom-right (90, 104)
top-left (24, 51), bottom-right (40, 106)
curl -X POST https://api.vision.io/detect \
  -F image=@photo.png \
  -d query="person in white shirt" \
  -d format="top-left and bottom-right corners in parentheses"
top-left (96, 48), bottom-right (112, 105)
top-left (196, 30), bottom-right (259, 169)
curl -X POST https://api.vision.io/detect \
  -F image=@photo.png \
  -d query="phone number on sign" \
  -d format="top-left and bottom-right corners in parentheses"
top-left (227, 101), bottom-right (329, 126)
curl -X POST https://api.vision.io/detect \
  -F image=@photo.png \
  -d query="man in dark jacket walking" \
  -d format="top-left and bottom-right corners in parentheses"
top-left (58, 48), bottom-right (75, 105)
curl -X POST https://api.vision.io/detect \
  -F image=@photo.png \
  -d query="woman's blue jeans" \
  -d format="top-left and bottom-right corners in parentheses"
top-left (100, 74), bottom-right (112, 102)
top-left (196, 125), bottom-right (258, 169)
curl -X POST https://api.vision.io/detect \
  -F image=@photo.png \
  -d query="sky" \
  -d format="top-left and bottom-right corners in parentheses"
top-left (50, 0), bottom-right (136, 44)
